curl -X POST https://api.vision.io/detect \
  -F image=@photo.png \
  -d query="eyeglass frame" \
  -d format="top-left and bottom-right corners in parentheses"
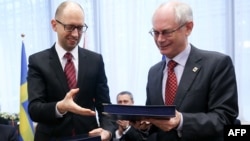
top-left (55, 19), bottom-right (88, 33)
top-left (149, 23), bottom-right (186, 37)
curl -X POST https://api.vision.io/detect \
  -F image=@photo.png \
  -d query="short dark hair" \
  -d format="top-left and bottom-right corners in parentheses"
top-left (116, 91), bottom-right (134, 102)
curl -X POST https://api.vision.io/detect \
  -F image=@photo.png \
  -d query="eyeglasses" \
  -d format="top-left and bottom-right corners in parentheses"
top-left (56, 20), bottom-right (88, 33)
top-left (149, 23), bottom-right (186, 38)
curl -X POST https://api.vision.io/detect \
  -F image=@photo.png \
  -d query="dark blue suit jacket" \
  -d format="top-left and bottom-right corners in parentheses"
top-left (146, 45), bottom-right (238, 141)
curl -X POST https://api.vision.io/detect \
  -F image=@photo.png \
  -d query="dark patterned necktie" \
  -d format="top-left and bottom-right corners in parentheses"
top-left (64, 52), bottom-right (76, 89)
top-left (165, 60), bottom-right (178, 105)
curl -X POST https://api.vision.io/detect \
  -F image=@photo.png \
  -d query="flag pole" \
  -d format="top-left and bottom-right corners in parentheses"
top-left (19, 35), bottom-right (35, 141)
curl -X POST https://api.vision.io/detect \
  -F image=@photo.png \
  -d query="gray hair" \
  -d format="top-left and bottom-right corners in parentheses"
top-left (159, 1), bottom-right (193, 24)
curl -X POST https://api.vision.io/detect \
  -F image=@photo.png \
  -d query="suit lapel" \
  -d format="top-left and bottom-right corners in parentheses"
top-left (174, 46), bottom-right (202, 109)
top-left (49, 46), bottom-right (69, 93)
top-left (77, 47), bottom-right (88, 89)
top-left (153, 61), bottom-right (166, 105)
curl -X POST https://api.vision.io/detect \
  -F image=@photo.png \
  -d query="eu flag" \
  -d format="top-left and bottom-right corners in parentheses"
top-left (19, 41), bottom-right (34, 141)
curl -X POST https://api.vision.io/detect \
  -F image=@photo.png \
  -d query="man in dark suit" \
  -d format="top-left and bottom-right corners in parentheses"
top-left (27, 1), bottom-right (115, 141)
top-left (0, 117), bottom-right (18, 141)
top-left (113, 91), bottom-right (150, 141)
top-left (145, 1), bottom-right (238, 141)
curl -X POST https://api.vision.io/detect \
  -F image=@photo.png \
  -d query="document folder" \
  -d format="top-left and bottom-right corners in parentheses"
top-left (59, 135), bottom-right (101, 141)
top-left (102, 104), bottom-right (175, 120)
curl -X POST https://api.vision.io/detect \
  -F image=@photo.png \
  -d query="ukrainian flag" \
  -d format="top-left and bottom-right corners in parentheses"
top-left (19, 41), bottom-right (34, 141)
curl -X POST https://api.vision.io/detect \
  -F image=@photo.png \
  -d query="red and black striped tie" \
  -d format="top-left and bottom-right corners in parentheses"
top-left (64, 52), bottom-right (76, 89)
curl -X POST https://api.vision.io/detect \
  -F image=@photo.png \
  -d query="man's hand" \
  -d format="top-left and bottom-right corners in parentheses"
top-left (89, 128), bottom-right (111, 141)
top-left (117, 120), bottom-right (130, 130)
top-left (147, 110), bottom-right (181, 131)
top-left (56, 88), bottom-right (96, 116)
top-left (116, 120), bottom-right (130, 135)
top-left (130, 120), bottom-right (152, 131)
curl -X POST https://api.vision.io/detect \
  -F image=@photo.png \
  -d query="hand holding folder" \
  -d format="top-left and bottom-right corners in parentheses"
top-left (102, 104), bottom-right (175, 121)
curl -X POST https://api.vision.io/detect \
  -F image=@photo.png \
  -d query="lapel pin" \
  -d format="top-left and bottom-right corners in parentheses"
top-left (192, 67), bottom-right (198, 72)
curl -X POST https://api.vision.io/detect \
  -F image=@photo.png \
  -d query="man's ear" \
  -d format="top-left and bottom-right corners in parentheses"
top-left (51, 19), bottom-right (57, 31)
top-left (185, 21), bottom-right (193, 36)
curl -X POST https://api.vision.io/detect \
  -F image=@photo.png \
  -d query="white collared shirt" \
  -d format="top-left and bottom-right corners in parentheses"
top-left (162, 44), bottom-right (191, 102)
top-left (55, 42), bottom-right (79, 80)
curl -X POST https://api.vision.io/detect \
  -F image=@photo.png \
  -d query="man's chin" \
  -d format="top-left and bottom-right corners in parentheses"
top-left (67, 42), bottom-right (78, 48)
top-left (160, 49), bottom-right (169, 54)
top-left (68, 39), bottom-right (78, 46)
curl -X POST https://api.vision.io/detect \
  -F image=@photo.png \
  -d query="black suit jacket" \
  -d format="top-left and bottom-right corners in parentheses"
top-left (27, 45), bottom-right (115, 140)
top-left (122, 127), bottom-right (148, 141)
top-left (114, 126), bottom-right (148, 141)
top-left (0, 124), bottom-right (18, 141)
top-left (146, 45), bottom-right (238, 141)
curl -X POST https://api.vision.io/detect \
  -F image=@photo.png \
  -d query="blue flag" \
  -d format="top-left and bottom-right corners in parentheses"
top-left (19, 41), bottom-right (34, 141)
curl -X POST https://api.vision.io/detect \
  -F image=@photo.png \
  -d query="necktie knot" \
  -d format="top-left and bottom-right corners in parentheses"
top-left (64, 52), bottom-right (73, 62)
top-left (168, 60), bottom-right (177, 71)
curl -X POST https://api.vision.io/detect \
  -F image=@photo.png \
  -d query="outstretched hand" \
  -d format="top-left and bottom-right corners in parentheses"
top-left (56, 88), bottom-right (96, 116)
top-left (89, 128), bottom-right (111, 141)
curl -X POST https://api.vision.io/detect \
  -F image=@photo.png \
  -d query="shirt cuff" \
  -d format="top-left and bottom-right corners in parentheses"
top-left (115, 130), bottom-right (122, 139)
top-left (176, 112), bottom-right (183, 137)
top-left (55, 103), bottom-right (67, 117)
top-left (123, 125), bottom-right (131, 134)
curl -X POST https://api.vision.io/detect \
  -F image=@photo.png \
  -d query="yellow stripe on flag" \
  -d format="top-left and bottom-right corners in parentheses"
top-left (19, 41), bottom-right (34, 141)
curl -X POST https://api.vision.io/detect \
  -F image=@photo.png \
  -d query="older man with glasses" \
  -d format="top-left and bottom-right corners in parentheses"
top-left (143, 1), bottom-right (239, 141)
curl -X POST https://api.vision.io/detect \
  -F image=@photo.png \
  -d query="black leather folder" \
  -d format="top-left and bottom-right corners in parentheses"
top-left (102, 104), bottom-right (175, 120)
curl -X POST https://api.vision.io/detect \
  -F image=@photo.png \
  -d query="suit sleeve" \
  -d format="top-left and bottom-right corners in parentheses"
top-left (94, 55), bottom-right (116, 134)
